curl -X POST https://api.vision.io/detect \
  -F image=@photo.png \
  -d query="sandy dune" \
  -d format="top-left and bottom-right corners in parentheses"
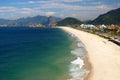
top-left (60, 27), bottom-right (120, 80)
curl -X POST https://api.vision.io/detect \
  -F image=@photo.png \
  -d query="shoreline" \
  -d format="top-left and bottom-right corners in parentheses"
top-left (70, 31), bottom-right (91, 80)
top-left (59, 26), bottom-right (120, 80)
top-left (82, 52), bottom-right (91, 80)
top-left (61, 27), bottom-right (91, 80)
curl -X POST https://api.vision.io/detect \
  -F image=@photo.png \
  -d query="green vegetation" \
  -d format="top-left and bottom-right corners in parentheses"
top-left (57, 17), bottom-right (82, 26)
top-left (92, 8), bottom-right (120, 25)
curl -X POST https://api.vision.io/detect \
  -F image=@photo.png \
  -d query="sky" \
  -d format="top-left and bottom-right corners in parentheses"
top-left (0, 0), bottom-right (120, 21)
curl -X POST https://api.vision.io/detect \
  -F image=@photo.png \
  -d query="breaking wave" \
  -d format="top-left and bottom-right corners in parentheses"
top-left (68, 33), bottom-right (89, 80)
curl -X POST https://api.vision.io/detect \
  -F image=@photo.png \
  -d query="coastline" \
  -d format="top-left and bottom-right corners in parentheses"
top-left (59, 26), bottom-right (120, 80)
top-left (82, 54), bottom-right (91, 80)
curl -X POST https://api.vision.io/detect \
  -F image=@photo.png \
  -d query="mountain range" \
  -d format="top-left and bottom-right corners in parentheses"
top-left (0, 8), bottom-right (120, 26)
top-left (56, 8), bottom-right (120, 26)
top-left (0, 16), bottom-right (61, 26)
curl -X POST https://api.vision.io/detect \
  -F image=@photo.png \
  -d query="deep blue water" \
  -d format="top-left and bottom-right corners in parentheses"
top-left (0, 27), bottom-right (75, 80)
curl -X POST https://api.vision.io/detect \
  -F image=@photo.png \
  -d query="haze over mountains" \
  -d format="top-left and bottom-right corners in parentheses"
top-left (0, 8), bottom-right (120, 26)
top-left (0, 16), bottom-right (61, 26)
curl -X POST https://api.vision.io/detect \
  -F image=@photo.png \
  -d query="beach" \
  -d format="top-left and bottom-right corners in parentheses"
top-left (60, 27), bottom-right (120, 80)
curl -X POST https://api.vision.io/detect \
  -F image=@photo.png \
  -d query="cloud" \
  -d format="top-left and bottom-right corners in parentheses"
top-left (19, 8), bottom-right (33, 14)
top-left (0, 2), bottom-right (112, 20)
top-left (90, 2), bottom-right (103, 5)
top-left (28, 0), bottom-right (52, 4)
top-left (28, 1), bottom-right (35, 4)
top-left (62, 0), bottom-right (83, 2)
top-left (40, 2), bottom-right (111, 11)
top-left (0, 0), bottom-right (118, 20)
top-left (15, 0), bottom-right (113, 11)
top-left (96, 5), bottom-right (110, 10)
top-left (45, 12), bottom-right (56, 16)
top-left (20, 0), bottom-right (83, 5)
top-left (0, 6), bottom-right (17, 12)
top-left (0, 6), bottom-right (45, 19)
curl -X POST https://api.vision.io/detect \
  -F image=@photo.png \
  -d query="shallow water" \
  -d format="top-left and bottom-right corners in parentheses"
top-left (0, 27), bottom-right (87, 80)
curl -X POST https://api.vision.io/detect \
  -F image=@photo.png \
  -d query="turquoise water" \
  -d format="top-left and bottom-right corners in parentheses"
top-left (0, 27), bottom-right (75, 80)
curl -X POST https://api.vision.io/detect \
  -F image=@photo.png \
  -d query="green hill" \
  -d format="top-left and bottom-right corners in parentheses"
top-left (57, 17), bottom-right (82, 26)
top-left (92, 8), bottom-right (120, 25)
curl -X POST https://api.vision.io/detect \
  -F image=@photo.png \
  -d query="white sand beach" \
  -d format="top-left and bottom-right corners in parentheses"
top-left (60, 27), bottom-right (120, 80)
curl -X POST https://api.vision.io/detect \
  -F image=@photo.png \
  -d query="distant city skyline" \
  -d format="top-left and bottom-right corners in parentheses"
top-left (0, 0), bottom-right (120, 21)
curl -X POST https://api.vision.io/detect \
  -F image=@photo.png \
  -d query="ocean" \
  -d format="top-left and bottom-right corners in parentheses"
top-left (0, 27), bottom-right (87, 80)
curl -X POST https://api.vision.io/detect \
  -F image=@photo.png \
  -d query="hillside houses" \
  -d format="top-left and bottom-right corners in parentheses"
top-left (79, 24), bottom-right (120, 33)
top-left (77, 24), bottom-right (120, 42)
top-left (80, 24), bottom-right (96, 29)
top-left (80, 24), bottom-right (105, 30)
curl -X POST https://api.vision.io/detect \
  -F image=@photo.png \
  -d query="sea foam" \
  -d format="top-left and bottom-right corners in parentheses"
top-left (77, 42), bottom-right (84, 48)
top-left (71, 48), bottom-right (85, 57)
top-left (69, 57), bottom-right (86, 79)
top-left (67, 32), bottom-right (89, 80)
top-left (62, 28), bottom-right (89, 80)
top-left (71, 57), bottom-right (84, 69)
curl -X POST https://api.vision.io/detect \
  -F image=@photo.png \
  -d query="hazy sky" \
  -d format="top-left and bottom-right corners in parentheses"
top-left (0, 0), bottom-right (120, 21)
